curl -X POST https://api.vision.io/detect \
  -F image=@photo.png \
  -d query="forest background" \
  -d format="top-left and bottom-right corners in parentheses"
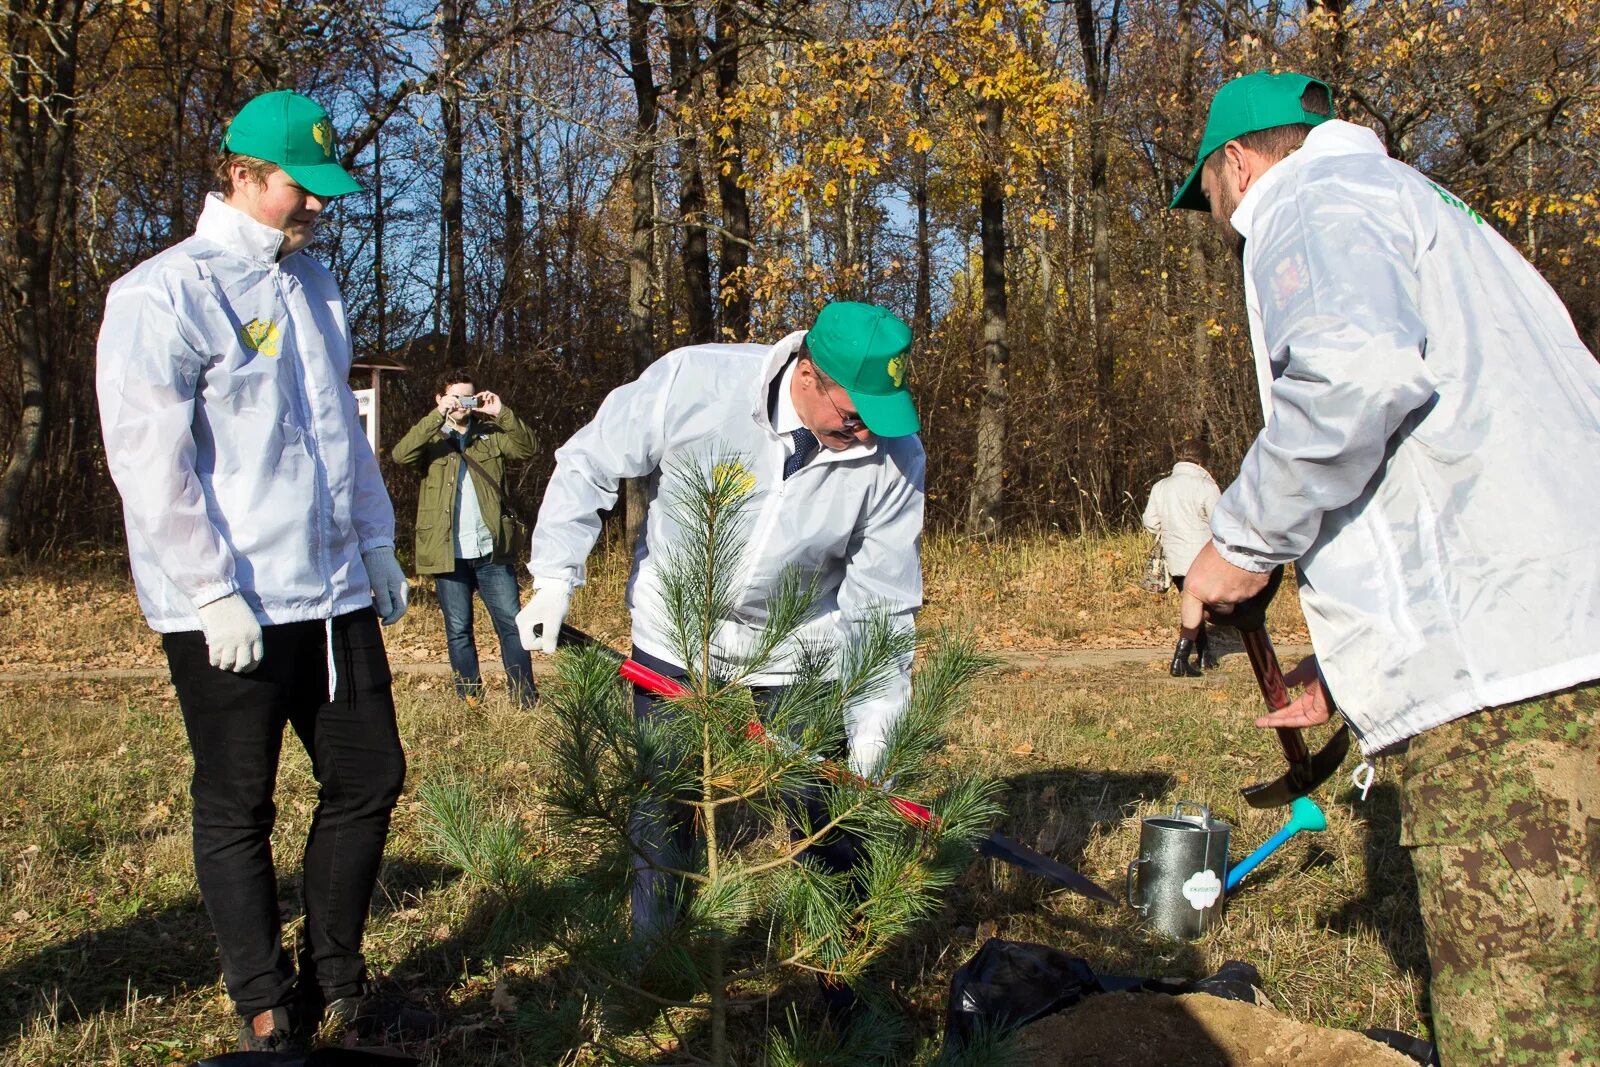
top-left (4, 0), bottom-right (1599, 560)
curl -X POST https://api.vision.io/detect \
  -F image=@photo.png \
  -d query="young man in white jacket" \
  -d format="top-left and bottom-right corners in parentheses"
top-left (97, 91), bottom-right (423, 1054)
top-left (515, 300), bottom-right (923, 1008)
top-left (1174, 71), bottom-right (1600, 1064)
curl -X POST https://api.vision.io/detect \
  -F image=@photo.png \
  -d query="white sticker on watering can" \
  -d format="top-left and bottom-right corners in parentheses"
top-left (1182, 869), bottom-right (1223, 910)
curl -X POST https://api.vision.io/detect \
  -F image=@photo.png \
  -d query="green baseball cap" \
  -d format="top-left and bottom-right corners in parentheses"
top-left (1170, 71), bottom-right (1331, 212)
top-left (223, 90), bottom-right (362, 198)
top-left (804, 301), bottom-right (918, 437)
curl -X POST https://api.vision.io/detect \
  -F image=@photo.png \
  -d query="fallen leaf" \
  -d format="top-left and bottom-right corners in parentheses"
top-left (490, 979), bottom-right (518, 1014)
top-left (1011, 742), bottom-right (1034, 755)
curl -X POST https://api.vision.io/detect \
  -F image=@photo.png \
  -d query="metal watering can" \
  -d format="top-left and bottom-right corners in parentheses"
top-left (1126, 797), bottom-right (1326, 940)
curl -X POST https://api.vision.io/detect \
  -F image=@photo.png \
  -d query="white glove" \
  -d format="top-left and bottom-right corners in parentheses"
top-left (516, 583), bottom-right (571, 654)
top-left (197, 593), bottom-right (264, 673)
top-left (363, 546), bottom-right (410, 625)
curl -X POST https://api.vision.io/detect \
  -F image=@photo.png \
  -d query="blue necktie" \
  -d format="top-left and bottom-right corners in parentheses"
top-left (783, 427), bottom-right (818, 480)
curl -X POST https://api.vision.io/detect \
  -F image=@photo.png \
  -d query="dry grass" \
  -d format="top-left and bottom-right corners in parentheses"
top-left (0, 537), bottom-right (1422, 1065)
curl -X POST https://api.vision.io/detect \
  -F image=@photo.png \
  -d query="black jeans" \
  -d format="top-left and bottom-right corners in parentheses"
top-left (162, 608), bottom-right (406, 1019)
top-left (628, 647), bottom-right (861, 939)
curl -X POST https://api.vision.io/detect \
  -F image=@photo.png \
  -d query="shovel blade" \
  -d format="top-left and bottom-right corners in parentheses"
top-left (978, 831), bottom-right (1118, 905)
top-left (1241, 723), bottom-right (1352, 809)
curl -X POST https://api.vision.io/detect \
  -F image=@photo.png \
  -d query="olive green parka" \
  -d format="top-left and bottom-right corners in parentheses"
top-left (392, 407), bottom-right (536, 575)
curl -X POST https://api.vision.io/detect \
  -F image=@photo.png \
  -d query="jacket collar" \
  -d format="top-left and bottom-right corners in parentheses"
top-left (750, 331), bottom-right (878, 462)
top-left (195, 192), bottom-right (290, 265)
top-left (1229, 119), bottom-right (1388, 241)
top-left (1172, 461), bottom-right (1216, 481)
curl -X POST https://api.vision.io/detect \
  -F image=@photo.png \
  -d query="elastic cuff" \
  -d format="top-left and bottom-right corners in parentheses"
top-left (190, 582), bottom-right (240, 609)
top-left (359, 538), bottom-right (395, 555)
top-left (1211, 539), bottom-right (1278, 573)
top-left (529, 571), bottom-right (582, 592)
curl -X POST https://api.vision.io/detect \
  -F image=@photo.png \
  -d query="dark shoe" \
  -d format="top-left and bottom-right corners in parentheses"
top-left (1196, 627), bottom-right (1219, 670)
top-left (236, 1005), bottom-right (308, 1054)
top-left (817, 975), bottom-right (862, 1028)
top-left (1169, 638), bottom-right (1201, 678)
top-left (327, 992), bottom-right (445, 1046)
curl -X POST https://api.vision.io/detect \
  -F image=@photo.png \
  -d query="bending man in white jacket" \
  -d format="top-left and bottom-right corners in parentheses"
top-left (1173, 71), bottom-right (1600, 1065)
top-left (516, 301), bottom-right (924, 1012)
top-left (97, 91), bottom-right (427, 1056)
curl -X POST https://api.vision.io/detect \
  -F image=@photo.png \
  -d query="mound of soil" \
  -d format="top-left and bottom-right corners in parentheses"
top-left (1015, 991), bottom-right (1419, 1067)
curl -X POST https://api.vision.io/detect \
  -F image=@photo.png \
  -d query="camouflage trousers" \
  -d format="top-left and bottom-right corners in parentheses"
top-left (1399, 681), bottom-right (1600, 1066)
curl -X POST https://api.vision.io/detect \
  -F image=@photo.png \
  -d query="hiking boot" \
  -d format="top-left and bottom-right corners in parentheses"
top-left (237, 1004), bottom-right (308, 1054)
top-left (1169, 638), bottom-right (1202, 678)
top-left (327, 991), bottom-right (445, 1046)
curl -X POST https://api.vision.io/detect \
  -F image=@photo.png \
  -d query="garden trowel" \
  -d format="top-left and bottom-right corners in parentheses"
top-left (556, 624), bottom-right (1117, 905)
top-left (1208, 567), bottom-right (1350, 809)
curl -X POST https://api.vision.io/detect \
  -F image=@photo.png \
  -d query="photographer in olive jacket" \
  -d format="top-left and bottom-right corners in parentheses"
top-left (393, 369), bottom-right (538, 707)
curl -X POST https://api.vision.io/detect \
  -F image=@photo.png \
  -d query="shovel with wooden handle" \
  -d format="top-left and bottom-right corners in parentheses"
top-left (1207, 567), bottom-right (1351, 809)
top-left (556, 624), bottom-right (1117, 905)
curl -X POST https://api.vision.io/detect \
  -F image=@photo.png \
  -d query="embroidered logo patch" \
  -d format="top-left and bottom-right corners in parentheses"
top-left (1270, 252), bottom-right (1310, 310)
top-left (887, 355), bottom-right (906, 387)
top-left (712, 461), bottom-right (756, 497)
top-left (241, 318), bottom-right (282, 358)
top-left (312, 119), bottom-right (334, 158)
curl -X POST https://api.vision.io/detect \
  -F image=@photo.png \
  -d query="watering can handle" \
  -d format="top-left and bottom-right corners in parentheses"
top-left (1126, 856), bottom-right (1148, 914)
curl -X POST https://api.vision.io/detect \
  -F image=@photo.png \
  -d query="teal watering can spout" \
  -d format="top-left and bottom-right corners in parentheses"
top-left (1224, 796), bottom-right (1326, 893)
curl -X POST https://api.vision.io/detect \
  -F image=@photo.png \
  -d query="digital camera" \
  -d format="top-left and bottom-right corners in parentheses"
top-left (459, 395), bottom-right (480, 409)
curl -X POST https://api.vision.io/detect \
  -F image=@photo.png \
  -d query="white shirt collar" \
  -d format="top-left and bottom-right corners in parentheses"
top-left (773, 359), bottom-right (801, 436)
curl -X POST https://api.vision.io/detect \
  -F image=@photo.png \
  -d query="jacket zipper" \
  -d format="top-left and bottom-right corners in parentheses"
top-left (274, 265), bottom-right (335, 616)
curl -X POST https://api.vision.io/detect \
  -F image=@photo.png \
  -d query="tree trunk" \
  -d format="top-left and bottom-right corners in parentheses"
top-left (1074, 0), bottom-right (1118, 511)
top-left (623, 0), bottom-right (661, 555)
top-left (667, 1), bottom-right (712, 343)
top-left (712, 0), bottom-right (749, 341)
top-left (494, 88), bottom-right (527, 356)
top-left (964, 96), bottom-right (1009, 537)
top-left (0, 0), bottom-right (83, 559)
top-left (441, 0), bottom-right (468, 362)
top-left (910, 75), bottom-right (933, 354)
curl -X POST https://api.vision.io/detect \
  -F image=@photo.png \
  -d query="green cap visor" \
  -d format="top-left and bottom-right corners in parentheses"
top-left (224, 90), bottom-right (362, 199)
top-left (805, 301), bottom-right (919, 437)
top-left (1170, 71), bottom-right (1331, 212)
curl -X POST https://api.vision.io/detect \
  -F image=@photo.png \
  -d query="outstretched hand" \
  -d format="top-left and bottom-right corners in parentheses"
top-left (1256, 654), bottom-right (1333, 729)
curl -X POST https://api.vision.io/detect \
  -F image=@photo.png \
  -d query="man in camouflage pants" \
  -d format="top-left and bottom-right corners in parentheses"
top-left (1172, 72), bottom-right (1600, 1063)
top-left (1401, 688), bottom-right (1600, 1062)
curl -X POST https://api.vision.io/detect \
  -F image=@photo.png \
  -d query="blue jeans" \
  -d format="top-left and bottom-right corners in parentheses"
top-left (435, 556), bottom-right (535, 706)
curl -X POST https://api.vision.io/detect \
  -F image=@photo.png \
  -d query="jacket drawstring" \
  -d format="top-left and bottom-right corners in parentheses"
top-left (325, 617), bottom-right (338, 703)
top-left (1351, 760), bottom-right (1376, 802)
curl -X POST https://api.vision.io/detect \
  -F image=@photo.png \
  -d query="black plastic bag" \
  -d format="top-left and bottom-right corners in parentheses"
top-left (943, 939), bottom-right (1435, 1065)
top-left (943, 938), bottom-right (1130, 1046)
top-left (190, 1050), bottom-right (419, 1067)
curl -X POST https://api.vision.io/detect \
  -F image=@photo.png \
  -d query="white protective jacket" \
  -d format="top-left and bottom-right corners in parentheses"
top-left (97, 194), bottom-right (395, 631)
top-left (528, 333), bottom-right (926, 770)
top-left (1141, 462), bottom-right (1220, 576)
top-left (1211, 119), bottom-right (1600, 754)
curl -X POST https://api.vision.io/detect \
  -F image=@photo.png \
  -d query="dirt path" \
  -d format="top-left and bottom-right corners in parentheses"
top-left (0, 644), bottom-right (1315, 684)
